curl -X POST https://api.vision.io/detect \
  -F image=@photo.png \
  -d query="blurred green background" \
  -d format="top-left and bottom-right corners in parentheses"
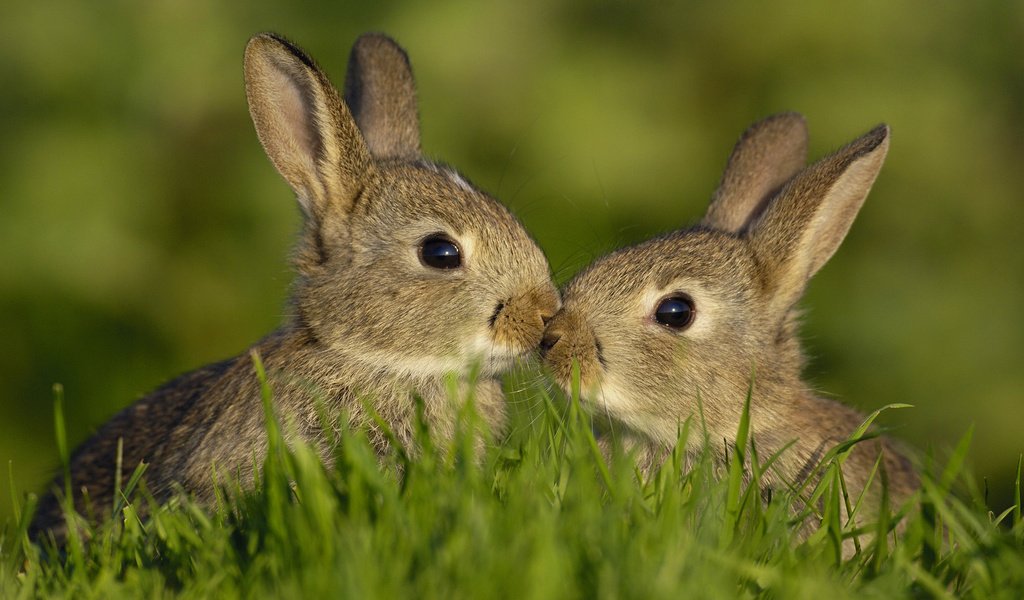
top-left (2, 1), bottom-right (1022, 523)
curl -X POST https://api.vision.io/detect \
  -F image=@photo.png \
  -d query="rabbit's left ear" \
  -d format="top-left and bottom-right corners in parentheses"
top-left (343, 33), bottom-right (421, 161)
top-left (244, 33), bottom-right (372, 223)
top-left (747, 125), bottom-right (889, 315)
top-left (702, 113), bottom-right (809, 233)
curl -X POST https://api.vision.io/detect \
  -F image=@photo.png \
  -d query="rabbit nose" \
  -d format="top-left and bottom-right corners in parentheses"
top-left (539, 330), bottom-right (562, 357)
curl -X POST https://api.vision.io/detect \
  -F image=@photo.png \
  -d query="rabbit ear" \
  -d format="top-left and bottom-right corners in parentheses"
top-left (244, 33), bottom-right (372, 223)
top-left (343, 33), bottom-right (421, 161)
top-left (747, 125), bottom-right (889, 314)
top-left (702, 113), bottom-right (809, 233)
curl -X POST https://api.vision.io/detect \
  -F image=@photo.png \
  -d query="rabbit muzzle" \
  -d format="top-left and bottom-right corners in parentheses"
top-left (484, 282), bottom-right (560, 370)
top-left (540, 309), bottom-right (604, 395)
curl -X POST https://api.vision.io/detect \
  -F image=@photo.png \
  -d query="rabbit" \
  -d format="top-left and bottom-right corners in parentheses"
top-left (30, 32), bottom-right (559, 541)
top-left (541, 113), bottom-right (918, 532)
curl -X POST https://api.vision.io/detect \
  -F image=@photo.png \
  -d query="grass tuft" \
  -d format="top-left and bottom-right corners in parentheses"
top-left (2, 371), bottom-right (1022, 598)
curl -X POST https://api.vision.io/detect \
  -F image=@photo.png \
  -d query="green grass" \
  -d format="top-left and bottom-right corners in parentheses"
top-left (2, 363), bottom-right (1023, 598)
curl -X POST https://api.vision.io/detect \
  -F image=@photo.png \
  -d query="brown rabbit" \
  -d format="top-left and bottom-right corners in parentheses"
top-left (542, 113), bottom-right (917, 532)
top-left (31, 32), bottom-right (559, 540)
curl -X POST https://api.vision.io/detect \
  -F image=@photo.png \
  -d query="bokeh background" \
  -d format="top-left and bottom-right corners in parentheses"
top-left (2, 1), bottom-right (1022, 523)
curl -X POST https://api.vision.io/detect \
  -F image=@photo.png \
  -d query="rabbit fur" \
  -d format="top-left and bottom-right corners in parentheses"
top-left (31, 32), bottom-right (559, 540)
top-left (542, 113), bottom-right (918, 527)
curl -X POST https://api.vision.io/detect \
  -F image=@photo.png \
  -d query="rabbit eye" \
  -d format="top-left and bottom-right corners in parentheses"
top-left (419, 235), bottom-right (462, 269)
top-left (654, 295), bottom-right (695, 330)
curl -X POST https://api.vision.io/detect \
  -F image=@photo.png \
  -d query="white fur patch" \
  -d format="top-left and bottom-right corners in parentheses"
top-left (352, 349), bottom-right (469, 380)
top-left (344, 330), bottom-right (517, 382)
top-left (447, 171), bottom-right (475, 194)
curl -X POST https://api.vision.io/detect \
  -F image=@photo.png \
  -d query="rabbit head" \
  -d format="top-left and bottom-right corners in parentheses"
top-left (244, 33), bottom-right (559, 381)
top-left (542, 114), bottom-right (890, 448)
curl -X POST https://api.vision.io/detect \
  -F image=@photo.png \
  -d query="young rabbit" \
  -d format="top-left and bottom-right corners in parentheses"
top-left (31, 32), bottom-right (559, 540)
top-left (542, 113), bottom-right (917, 527)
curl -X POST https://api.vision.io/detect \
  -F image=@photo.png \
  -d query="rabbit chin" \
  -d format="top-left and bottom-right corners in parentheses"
top-left (339, 333), bottom-right (533, 381)
top-left (575, 378), bottom-right (682, 448)
top-left (471, 334), bottom-right (540, 377)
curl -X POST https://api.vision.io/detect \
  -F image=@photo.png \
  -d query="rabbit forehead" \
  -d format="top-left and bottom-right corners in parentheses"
top-left (359, 163), bottom-right (546, 268)
top-left (365, 163), bottom-right (517, 230)
top-left (565, 229), bottom-right (754, 307)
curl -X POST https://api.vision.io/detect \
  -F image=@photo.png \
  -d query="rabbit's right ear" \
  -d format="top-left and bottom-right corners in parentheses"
top-left (244, 33), bottom-right (372, 223)
top-left (747, 125), bottom-right (890, 317)
top-left (702, 112), bottom-right (809, 233)
top-left (343, 33), bottom-right (421, 161)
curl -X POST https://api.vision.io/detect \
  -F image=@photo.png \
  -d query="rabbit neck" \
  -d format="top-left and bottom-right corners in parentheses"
top-left (150, 326), bottom-right (505, 509)
top-left (608, 381), bottom-right (904, 497)
top-left (257, 324), bottom-right (509, 450)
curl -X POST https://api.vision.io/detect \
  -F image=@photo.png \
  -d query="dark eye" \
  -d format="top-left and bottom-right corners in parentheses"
top-left (654, 295), bottom-right (695, 330)
top-left (419, 235), bottom-right (462, 269)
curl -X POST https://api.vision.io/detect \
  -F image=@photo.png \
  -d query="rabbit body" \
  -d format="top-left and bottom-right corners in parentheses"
top-left (543, 114), bottom-right (917, 524)
top-left (31, 33), bottom-right (558, 539)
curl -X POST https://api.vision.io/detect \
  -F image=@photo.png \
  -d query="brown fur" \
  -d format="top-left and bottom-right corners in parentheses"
top-left (31, 32), bottom-right (558, 541)
top-left (543, 114), bottom-right (917, 538)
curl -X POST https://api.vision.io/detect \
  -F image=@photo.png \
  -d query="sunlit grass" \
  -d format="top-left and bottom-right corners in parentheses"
top-left (2, 361), bottom-right (1022, 598)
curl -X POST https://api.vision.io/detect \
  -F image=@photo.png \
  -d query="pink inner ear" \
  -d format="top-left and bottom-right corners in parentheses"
top-left (272, 69), bottom-right (318, 162)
